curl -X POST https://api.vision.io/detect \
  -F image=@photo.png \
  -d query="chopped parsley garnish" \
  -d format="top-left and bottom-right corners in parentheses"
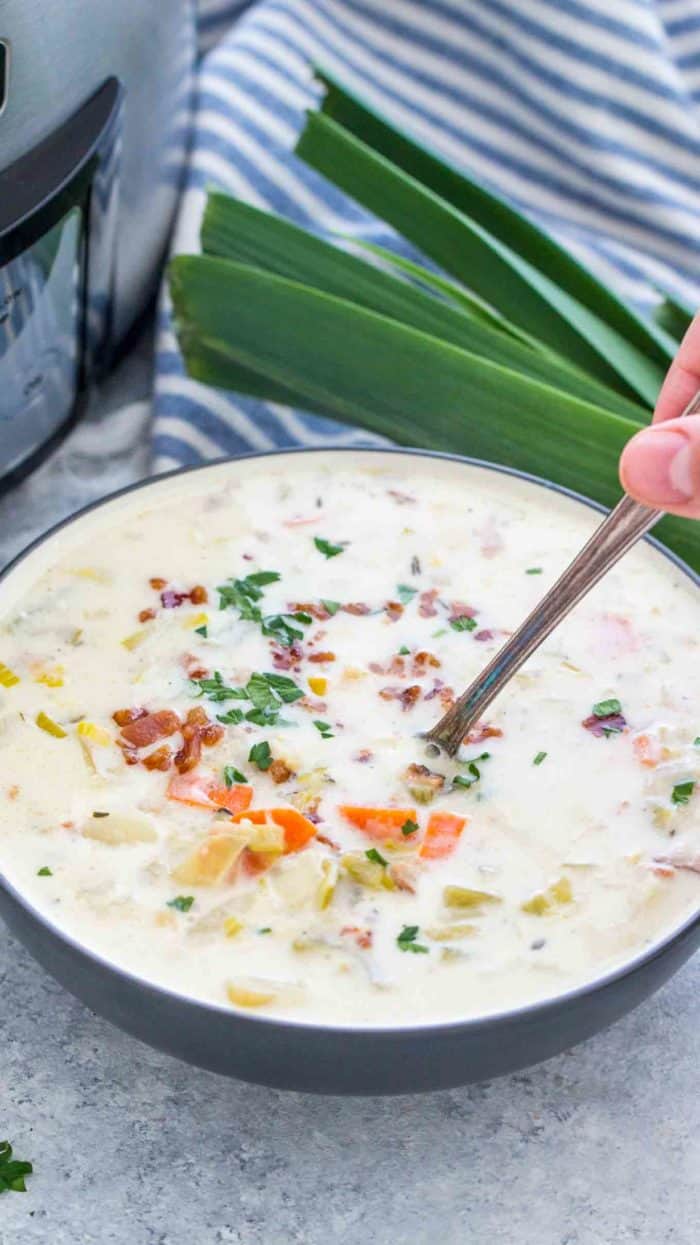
top-left (592, 698), bottom-right (622, 718)
top-left (401, 818), bottom-right (419, 836)
top-left (671, 780), bottom-right (695, 806)
top-left (193, 671), bottom-right (245, 703)
top-left (217, 570), bottom-right (310, 648)
top-left (223, 765), bottom-right (247, 787)
top-left (453, 751), bottom-right (490, 790)
top-left (321, 598), bottom-right (341, 616)
top-left (0, 1141), bottom-right (33, 1194)
top-left (92, 811), bottom-right (109, 818)
top-left (167, 895), bottom-right (195, 913)
top-left (217, 708), bottom-right (245, 725)
top-left (314, 537), bottom-right (346, 559)
top-left (397, 924), bottom-right (429, 954)
top-left (398, 645), bottom-right (411, 656)
top-left (694, 737), bottom-right (700, 747)
top-left (396, 583), bottom-right (417, 604)
top-left (450, 616), bottom-right (477, 633)
top-left (313, 719), bottom-right (334, 739)
top-left (526, 567), bottom-right (543, 575)
top-left (366, 848), bottom-right (388, 866)
top-left (37, 866), bottom-right (52, 877)
top-left (533, 751), bottom-right (547, 766)
top-left (194, 624), bottom-right (208, 638)
top-left (257, 927), bottom-right (272, 934)
top-left (200, 671), bottom-right (302, 727)
top-left (249, 740), bottom-right (273, 771)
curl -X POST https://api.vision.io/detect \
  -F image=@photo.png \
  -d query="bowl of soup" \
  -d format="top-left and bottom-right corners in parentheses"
top-left (0, 449), bottom-right (698, 1093)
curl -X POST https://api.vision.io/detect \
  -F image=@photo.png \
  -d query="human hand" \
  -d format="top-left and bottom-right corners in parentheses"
top-left (619, 313), bottom-right (700, 518)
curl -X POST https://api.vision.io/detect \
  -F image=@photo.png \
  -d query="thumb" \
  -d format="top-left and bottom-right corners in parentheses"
top-left (619, 415), bottom-right (700, 518)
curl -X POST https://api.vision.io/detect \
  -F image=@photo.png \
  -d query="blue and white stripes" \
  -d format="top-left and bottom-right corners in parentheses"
top-left (154, 0), bottom-right (700, 471)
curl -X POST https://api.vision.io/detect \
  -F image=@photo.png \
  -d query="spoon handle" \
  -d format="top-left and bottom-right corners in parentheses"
top-left (426, 391), bottom-right (700, 756)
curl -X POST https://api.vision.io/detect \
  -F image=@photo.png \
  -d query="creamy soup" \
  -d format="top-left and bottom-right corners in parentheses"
top-left (0, 453), bottom-right (698, 1026)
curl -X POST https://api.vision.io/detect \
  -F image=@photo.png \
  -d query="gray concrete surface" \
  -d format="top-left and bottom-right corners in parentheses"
top-left (1, 348), bottom-right (698, 1243)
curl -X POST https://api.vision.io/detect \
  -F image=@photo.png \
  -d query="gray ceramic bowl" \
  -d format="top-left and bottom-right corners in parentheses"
top-left (1, 448), bottom-right (698, 1095)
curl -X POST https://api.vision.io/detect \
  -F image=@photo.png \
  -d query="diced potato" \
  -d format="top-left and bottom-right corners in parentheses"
top-left (172, 830), bottom-right (249, 885)
top-left (83, 812), bottom-right (157, 845)
top-left (425, 922), bottom-right (477, 942)
top-left (245, 823), bottom-right (285, 855)
top-left (443, 885), bottom-right (501, 910)
top-left (521, 875), bottom-right (573, 916)
top-left (341, 852), bottom-right (395, 890)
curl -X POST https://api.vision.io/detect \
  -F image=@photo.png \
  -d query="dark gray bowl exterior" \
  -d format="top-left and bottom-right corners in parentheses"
top-left (1, 448), bottom-right (698, 1094)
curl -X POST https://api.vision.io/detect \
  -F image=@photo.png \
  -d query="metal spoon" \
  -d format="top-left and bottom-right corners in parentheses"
top-left (425, 389), bottom-right (700, 757)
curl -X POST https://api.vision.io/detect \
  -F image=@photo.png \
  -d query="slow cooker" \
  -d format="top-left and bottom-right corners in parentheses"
top-left (0, 0), bottom-right (196, 485)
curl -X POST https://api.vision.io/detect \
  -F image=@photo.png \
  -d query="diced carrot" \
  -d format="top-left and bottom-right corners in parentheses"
top-left (232, 807), bottom-right (317, 853)
top-left (167, 772), bottom-right (253, 814)
top-left (419, 812), bottom-right (467, 860)
top-left (338, 806), bottom-right (417, 840)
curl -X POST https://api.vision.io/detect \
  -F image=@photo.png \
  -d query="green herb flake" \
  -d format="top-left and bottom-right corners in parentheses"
top-left (92, 811), bottom-right (110, 818)
top-left (193, 671), bottom-right (245, 703)
top-left (37, 866), bottom-right (52, 877)
top-left (217, 708), bottom-right (245, 726)
top-left (167, 895), bottom-right (195, 913)
top-left (592, 698), bottom-right (622, 718)
top-left (533, 751), bottom-right (547, 766)
top-left (249, 740), bottom-right (273, 771)
top-left (450, 615), bottom-right (477, 633)
top-left (321, 598), bottom-right (341, 616)
top-left (526, 567), bottom-right (543, 575)
top-left (0, 1141), bottom-right (33, 1195)
top-left (397, 924), bottom-right (429, 954)
top-left (671, 780), bottom-right (695, 806)
top-left (194, 625), bottom-right (208, 638)
top-left (396, 583), bottom-right (417, 604)
top-left (398, 645), bottom-right (411, 656)
top-left (401, 818), bottom-right (419, 836)
top-left (366, 847), bottom-right (388, 866)
top-left (453, 751), bottom-right (491, 790)
top-left (313, 719), bottom-right (334, 739)
top-left (694, 737), bottom-right (700, 747)
top-left (223, 765), bottom-right (247, 787)
top-left (257, 927), bottom-right (272, 935)
top-left (314, 536), bottom-right (346, 559)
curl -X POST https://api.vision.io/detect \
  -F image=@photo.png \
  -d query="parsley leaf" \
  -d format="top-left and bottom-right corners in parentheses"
top-left (223, 765), bottom-right (247, 787)
top-left (671, 780), bottom-right (695, 806)
top-left (257, 927), bottom-right (272, 935)
top-left (401, 818), bottom-right (419, 836)
top-left (261, 613), bottom-right (307, 647)
top-left (694, 737), bottom-right (700, 747)
top-left (194, 624), bottom-right (208, 638)
top-left (450, 615), bottom-right (477, 633)
top-left (167, 895), bottom-right (195, 913)
top-left (398, 645), bottom-right (411, 656)
top-left (193, 671), bottom-right (246, 703)
top-left (249, 741), bottom-right (273, 771)
top-left (314, 537), bottom-right (346, 559)
top-left (397, 924), bottom-right (429, 954)
top-left (592, 698), bottom-right (622, 718)
top-left (217, 571), bottom-right (309, 647)
top-left (314, 719), bottom-right (334, 739)
top-left (533, 751), bottom-right (547, 766)
top-left (396, 583), bottom-right (417, 604)
top-left (366, 847), bottom-right (388, 866)
top-left (217, 708), bottom-right (245, 726)
top-left (0, 1141), bottom-right (33, 1195)
top-left (37, 866), bottom-right (52, 877)
top-left (321, 599), bottom-right (341, 616)
top-left (526, 567), bottom-right (543, 575)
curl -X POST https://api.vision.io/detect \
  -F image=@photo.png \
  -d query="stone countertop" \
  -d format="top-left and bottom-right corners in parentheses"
top-left (1, 353), bottom-right (698, 1244)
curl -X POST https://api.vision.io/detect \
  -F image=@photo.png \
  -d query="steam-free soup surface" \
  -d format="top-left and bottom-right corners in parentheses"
top-left (0, 455), bottom-right (698, 1024)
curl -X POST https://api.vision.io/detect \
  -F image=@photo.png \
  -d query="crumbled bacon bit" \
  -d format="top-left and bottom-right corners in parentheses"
top-left (113, 706), bottom-right (148, 727)
top-left (370, 656), bottom-right (405, 677)
top-left (654, 852), bottom-right (700, 875)
top-left (403, 762), bottom-right (445, 795)
top-left (582, 712), bottom-right (627, 737)
top-left (463, 722), bottom-right (503, 744)
top-left (424, 679), bottom-right (455, 710)
top-left (413, 650), bottom-right (440, 672)
top-left (6, 785), bottom-right (19, 800)
top-left (142, 745), bottom-right (172, 772)
top-left (289, 601), bottom-right (331, 621)
top-left (161, 589), bottom-right (189, 609)
top-left (389, 861), bottom-right (418, 894)
top-left (418, 589), bottom-right (439, 617)
top-left (118, 742), bottom-right (139, 766)
top-left (308, 651), bottom-right (336, 663)
top-left (651, 864), bottom-right (675, 878)
top-left (189, 584), bottom-right (208, 604)
top-left (269, 758), bottom-right (293, 784)
top-left (120, 709), bottom-right (181, 748)
top-left (139, 608), bottom-right (156, 623)
top-left (474, 629), bottom-right (495, 642)
top-left (384, 600), bottom-right (404, 622)
top-left (298, 696), bottom-right (328, 714)
top-left (342, 602), bottom-right (371, 616)
top-left (387, 489), bottom-right (416, 505)
top-left (449, 601), bottom-right (476, 622)
top-left (174, 707), bottom-right (223, 773)
top-left (341, 925), bottom-right (373, 949)
top-left (354, 748), bottom-right (374, 763)
top-left (181, 652), bottom-right (208, 681)
top-left (379, 684), bottom-right (422, 708)
top-left (271, 640), bottom-right (304, 670)
top-left (149, 577), bottom-right (167, 590)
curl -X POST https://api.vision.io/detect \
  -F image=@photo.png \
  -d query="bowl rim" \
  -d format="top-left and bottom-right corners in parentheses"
top-left (1, 444), bottom-right (698, 1038)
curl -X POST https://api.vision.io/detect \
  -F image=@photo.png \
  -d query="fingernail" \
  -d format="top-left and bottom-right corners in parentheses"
top-left (620, 427), bottom-right (693, 506)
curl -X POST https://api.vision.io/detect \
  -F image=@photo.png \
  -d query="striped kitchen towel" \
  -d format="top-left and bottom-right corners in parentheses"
top-left (154, 0), bottom-right (700, 471)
